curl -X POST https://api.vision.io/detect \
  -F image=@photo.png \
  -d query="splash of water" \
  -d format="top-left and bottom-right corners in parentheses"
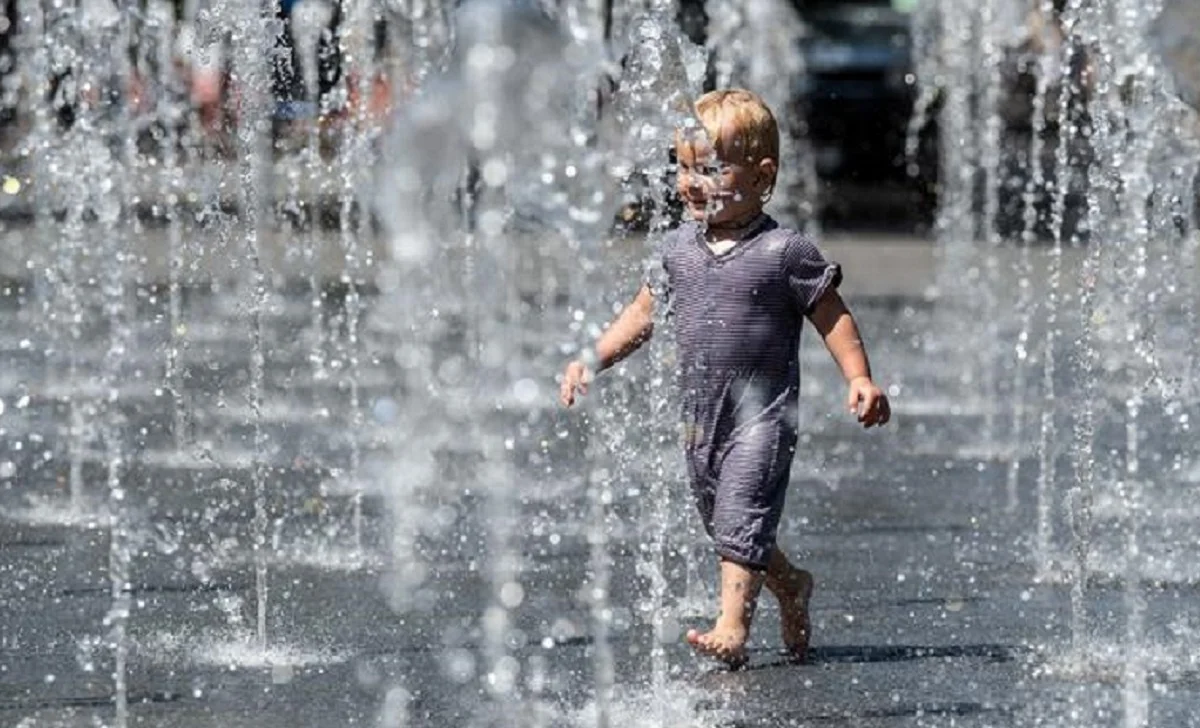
top-left (917, 3), bottom-right (1200, 726)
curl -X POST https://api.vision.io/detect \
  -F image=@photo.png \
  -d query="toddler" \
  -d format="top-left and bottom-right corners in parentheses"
top-left (560, 88), bottom-right (890, 667)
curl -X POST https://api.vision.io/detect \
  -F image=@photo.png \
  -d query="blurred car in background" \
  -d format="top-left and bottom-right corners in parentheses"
top-left (790, 0), bottom-right (937, 229)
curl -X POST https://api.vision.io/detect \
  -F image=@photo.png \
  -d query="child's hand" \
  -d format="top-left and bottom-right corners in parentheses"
top-left (559, 360), bottom-right (593, 407)
top-left (847, 376), bottom-right (890, 428)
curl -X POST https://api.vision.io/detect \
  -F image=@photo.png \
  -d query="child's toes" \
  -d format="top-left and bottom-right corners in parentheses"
top-left (688, 630), bottom-right (719, 654)
top-left (687, 629), bottom-right (747, 667)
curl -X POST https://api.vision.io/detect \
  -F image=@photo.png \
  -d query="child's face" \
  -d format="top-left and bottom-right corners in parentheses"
top-left (674, 126), bottom-right (775, 226)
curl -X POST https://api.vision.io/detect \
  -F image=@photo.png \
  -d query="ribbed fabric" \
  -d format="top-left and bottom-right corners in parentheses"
top-left (648, 215), bottom-right (842, 568)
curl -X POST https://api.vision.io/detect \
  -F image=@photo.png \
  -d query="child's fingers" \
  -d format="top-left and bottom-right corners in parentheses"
top-left (859, 391), bottom-right (881, 425)
top-left (860, 392), bottom-right (878, 422)
top-left (559, 372), bottom-right (587, 407)
top-left (862, 395), bottom-right (891, 428)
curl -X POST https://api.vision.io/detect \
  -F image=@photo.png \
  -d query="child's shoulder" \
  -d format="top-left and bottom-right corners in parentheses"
top-left (755, 218), bottom-right (822, 256)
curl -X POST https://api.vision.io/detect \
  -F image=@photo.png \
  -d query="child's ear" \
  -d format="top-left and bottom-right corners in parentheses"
top-left (758, 158), bottom-right (778, 202)
top-left (757, 158), bottom-right (778, 189)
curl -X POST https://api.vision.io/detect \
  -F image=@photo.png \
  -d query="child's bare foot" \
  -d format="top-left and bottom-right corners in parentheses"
top-left (686, 620), bottom-right (749, 668)
top-left (689, 558), bottom-right (762, 668)
top-left (774, 569), bottom-right (814, 661)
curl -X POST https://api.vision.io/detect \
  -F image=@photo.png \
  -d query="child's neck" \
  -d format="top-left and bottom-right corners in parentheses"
top-left (705, 209), bottom-right (766, 242)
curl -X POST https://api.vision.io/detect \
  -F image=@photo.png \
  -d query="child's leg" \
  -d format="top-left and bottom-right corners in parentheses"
top-left (686, 412), bottom-right (795, 666)
top-left (764, 546), bottom-right (814, 660)
top-left (685, 557), bottom-right (763, 666)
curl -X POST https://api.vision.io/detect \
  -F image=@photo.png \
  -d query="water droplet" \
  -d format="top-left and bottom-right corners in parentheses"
top-left (482, 159), bottom-right (508, 187)
top-left (499, 582), bottom-right (524, 608)
top-left (487, 656), bottom-right (520, 694)
top-left (440, 648), bottom-right (475, 684)
top-left (512, 378), bottom-right (539, 405)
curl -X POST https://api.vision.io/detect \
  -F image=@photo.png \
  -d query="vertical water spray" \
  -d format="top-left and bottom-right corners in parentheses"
top-left (153, 1), bottom-right (191, 454)
top-left (562, 5), bottom-right (624, 718)
top-left (37, 4), bottom-right (92, 516)
top-left (926, 0), bottom-right (982, 404)
top-left (1006, 0), bottom-right (1057, 517)
top-left (293, 0), bottom-right (331, 385)
top-left (456, 11), bottom-right (496, 712)
top-left (975, 0), bottom-right (1005, 455)
top-left (337, 0), bottom-right (376, 559)
top-left (408, 0), bottom-right (452, 84)
top-left (1067, 220), bottom-right (1099, 654)
top-left (556, 8), bottom-right (623, 717)
top-left (102, 186), bottom-right (131, 727)
top-left (1034, 0), bottom-right (1082, 580)
top-left (13, 0), bottom-right (52, 417)
top-left (905, 0), bottom-right (939, 221)
top-left (1111, 0), bottom-right (1161, 718)
top-left (374, 1), bottom-right (697, 720)
top-left (1188, 200), bottom-right (1200, 397)
top-left (1118, 200), bottom-right (1150, 727)
top-left (227, 0), bottom-right (275, 650)
top-left (98, 7), bottom-right (138, 724)
top-left (621, 11), bottom-right (697, 719)
top-left (1063, 0), bottom-right (1119, 657)
top-left (585, 457), bottom-right (615, 728)
top-left (607, 8), bottom-right (699, 712)
top-left (380, 2), bottom-right (610, 719)
top-left (467, 10), bottom-right (525, 719)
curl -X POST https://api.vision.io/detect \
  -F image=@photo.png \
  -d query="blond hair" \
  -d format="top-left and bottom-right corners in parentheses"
top-left (692, 89), bottom-right (780, 175)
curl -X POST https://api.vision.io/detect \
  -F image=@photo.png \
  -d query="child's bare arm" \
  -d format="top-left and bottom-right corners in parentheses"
top-left (807, 289), bottom-right (890, 427)
top-left (808, 288), bottom-right (871, 381)
top-left (560, 284), bottom-right (655, 406)
top-left (594, 283), bottom-right (655, 371)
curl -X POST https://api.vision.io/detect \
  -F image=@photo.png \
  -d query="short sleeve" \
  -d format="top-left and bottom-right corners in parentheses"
top-left (783, 234), bottom-right (842, 314)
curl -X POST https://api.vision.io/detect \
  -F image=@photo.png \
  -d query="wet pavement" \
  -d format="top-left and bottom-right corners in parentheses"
top-left (0, 227), bottom-right (1197, 728)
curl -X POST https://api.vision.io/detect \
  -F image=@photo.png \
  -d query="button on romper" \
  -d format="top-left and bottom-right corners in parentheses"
top-left (648, 216), bottom-right (842, 570)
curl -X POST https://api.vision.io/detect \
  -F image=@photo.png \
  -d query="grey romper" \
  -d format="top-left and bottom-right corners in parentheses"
top-left (648, 215), bottom-right (842, 570)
